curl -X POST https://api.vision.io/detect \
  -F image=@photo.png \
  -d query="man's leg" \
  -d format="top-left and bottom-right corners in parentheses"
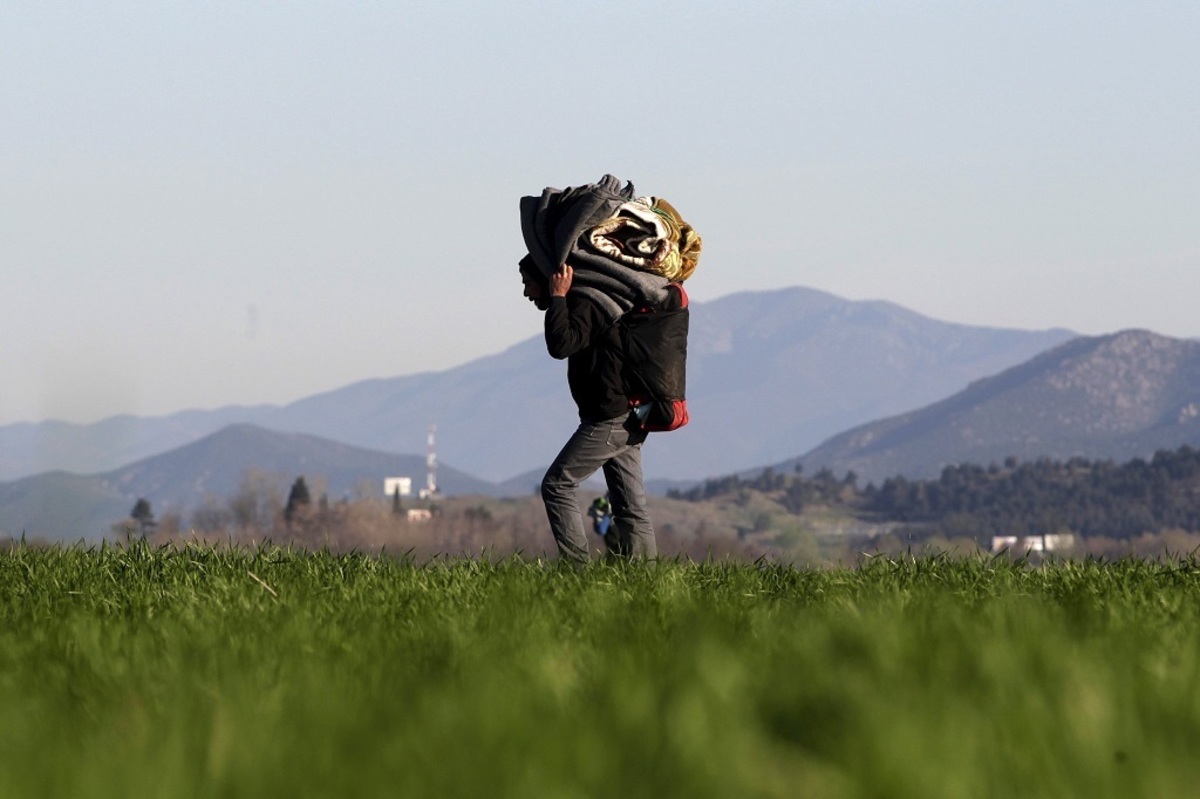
top-left (602, 423), bottom-right (656, 560)
top-left (541, 417), bottom-right (631, 564)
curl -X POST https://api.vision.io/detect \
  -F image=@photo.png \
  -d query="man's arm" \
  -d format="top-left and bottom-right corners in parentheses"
top-left (543, 264), bottom-right (595, 360)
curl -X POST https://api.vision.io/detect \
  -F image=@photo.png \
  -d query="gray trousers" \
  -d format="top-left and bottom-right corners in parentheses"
top-left (541, 414), bottom-right (656, 563)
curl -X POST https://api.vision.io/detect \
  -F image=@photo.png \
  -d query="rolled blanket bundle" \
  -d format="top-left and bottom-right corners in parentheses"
top-left (519, 175), bottom-right (702, 323)
top-left (585, 197), bottom-right (702, 283)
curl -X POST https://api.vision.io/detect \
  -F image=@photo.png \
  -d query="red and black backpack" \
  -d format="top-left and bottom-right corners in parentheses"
top-left (619, 283), bottom-right (690, 432)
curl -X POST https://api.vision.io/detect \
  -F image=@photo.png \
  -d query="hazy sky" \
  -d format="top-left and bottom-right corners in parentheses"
top-left (3, 1), bottom-right (1197, 426)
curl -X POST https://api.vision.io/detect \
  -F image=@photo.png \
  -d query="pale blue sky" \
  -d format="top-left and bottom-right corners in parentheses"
top-left (2, 1), bottom-right (1197, 425)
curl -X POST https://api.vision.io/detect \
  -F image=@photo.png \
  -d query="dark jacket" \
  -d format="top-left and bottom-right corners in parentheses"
top-left (545, 294), bottom-right (628, 422)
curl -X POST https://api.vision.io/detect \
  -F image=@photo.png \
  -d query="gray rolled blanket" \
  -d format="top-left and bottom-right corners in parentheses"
top-left (520, 174), bottom-right (671, 323)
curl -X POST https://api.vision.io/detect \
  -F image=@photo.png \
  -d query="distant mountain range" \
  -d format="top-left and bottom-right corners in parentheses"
top-left (8, 298), bottom-right (1200, 544)
top-left (789, 330), bottom-right (1200, 483)
top-left (0, 286), bottom-right (1074, 484)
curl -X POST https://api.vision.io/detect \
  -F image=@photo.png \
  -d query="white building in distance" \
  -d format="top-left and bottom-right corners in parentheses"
top-left (384, 477), bottom-right (412, 498)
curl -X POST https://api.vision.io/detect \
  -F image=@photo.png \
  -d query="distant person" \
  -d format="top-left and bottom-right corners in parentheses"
top-left (520, 257), bottom-right (656, 563)
top-left (587, 494), bottom-right (613, 537)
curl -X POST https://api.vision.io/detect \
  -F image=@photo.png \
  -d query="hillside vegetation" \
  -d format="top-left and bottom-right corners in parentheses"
top-left (23, 443), bottom-right (1195, 566)
top-left (671, 444), bottom-right (1200, 560)
top-left (16, 444), bottom-right (1200, 565)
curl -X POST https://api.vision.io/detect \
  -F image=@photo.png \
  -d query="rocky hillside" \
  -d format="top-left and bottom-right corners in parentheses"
top-left (792, 330), bottom-right (1200, 482)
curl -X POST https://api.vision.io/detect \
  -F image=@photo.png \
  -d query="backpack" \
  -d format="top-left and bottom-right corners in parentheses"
top-left (619, 283), bottom-right (690, 432)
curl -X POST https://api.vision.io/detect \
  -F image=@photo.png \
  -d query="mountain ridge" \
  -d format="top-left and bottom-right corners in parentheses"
top-left (0, 285), bottom-right (1075, 484)
top-left (790, 329), bottom-right (1200, 482)
top-left (11, 328), bottom-right (1200, 543)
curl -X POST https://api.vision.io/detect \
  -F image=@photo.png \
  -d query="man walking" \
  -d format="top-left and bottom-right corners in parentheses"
top-left (520, 258), bottom-right (656, 563)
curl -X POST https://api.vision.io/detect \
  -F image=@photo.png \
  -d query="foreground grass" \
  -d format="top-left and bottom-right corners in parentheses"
top-left (3, 544), bottom-right (1200, 797)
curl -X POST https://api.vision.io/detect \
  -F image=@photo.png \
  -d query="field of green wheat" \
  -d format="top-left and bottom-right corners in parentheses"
top-left (3, 543), bottom-right (1200, 798)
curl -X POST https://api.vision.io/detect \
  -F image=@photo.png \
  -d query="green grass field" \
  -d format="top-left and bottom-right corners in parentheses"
top-left (3, 543), bottom-right (1200, 797)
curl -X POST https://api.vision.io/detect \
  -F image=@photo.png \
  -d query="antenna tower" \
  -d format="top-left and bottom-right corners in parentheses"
top-left (424, 424), bottom-right (438, 497)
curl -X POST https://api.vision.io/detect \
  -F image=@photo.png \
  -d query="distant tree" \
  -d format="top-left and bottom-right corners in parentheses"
top-left (464, 504), bottom-right (493, 523)
top-left (284, 477), bottom-right (312, 525)
top-left (392, 486), bottom-right (404, 515)
top-left (130, 498), bottom-right (156, 534)
top-left (191, 498), bottom-right (232, 533)
top-left (230, 469), bottom-right (282, 529)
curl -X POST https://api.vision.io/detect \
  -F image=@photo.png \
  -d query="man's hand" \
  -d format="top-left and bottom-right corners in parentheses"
top-left (550, 264), bottom-right (573, 297)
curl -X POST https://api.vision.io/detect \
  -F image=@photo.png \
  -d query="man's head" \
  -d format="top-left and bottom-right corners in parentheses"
top-left (519, 256), bottom-right (550, 311)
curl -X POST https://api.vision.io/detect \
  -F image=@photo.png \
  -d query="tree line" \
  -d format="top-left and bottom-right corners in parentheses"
top-left (668, 445), bottom-right (1200, 545)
